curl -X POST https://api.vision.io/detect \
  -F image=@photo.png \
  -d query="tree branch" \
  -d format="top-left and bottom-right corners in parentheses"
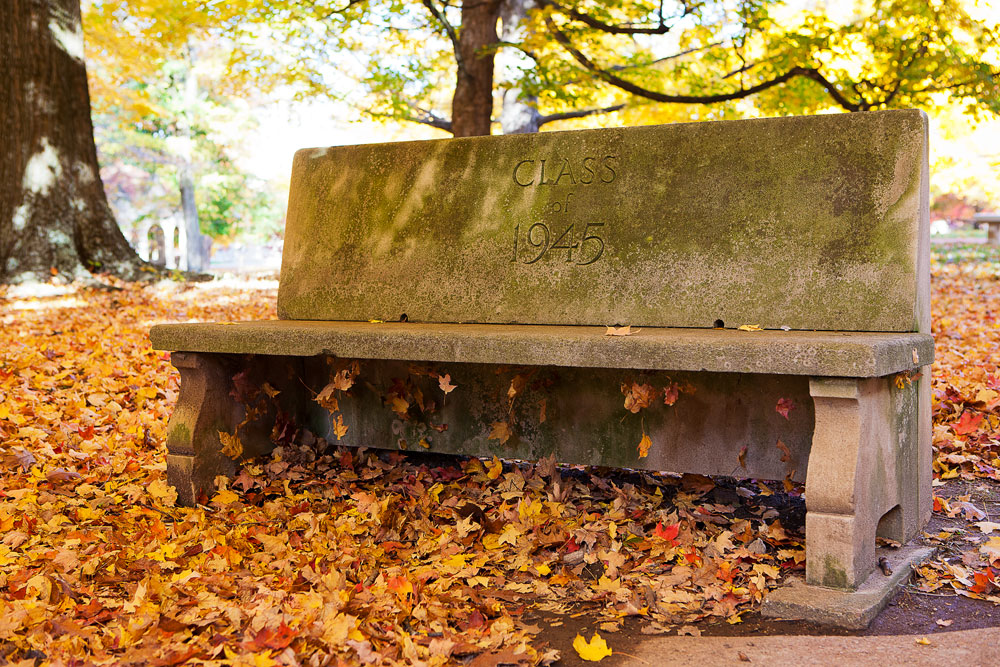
top-left (545, 16), bottom-right (861, 111)
top-left (538, 103), bottom-right (625, 126)
top-left (540, 0), bottom-right (679, 35)
top-left (421, 0), bottom-right (465, 74)
top-left (405, 103), bottom-right (454, 133)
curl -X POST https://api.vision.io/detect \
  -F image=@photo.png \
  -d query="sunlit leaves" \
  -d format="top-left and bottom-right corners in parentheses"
top-left (573, 632), bottom-right (612, 661)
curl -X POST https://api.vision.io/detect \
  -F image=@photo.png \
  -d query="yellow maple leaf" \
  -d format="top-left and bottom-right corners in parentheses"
top-left (573, 633), bottom-right (612, 662)
top-left (213, 488), bottom-right (239, 505)
top-left (737, 324), bottom-right (762, 332)
top-left (332, 414), bottom-right (348, 441)
top-left (147, 478), bottom-right (177, 506)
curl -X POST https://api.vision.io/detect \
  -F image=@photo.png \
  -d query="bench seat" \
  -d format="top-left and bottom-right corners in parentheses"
top-left (150, 321), bottom-right (932, 378)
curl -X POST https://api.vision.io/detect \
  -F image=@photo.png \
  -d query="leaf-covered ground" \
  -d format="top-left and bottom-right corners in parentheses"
top-left (0, 246), bottom-right (998, 665)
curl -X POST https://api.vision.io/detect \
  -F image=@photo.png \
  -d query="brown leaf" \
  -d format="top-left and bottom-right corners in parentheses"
top-left (622, 382), bottom-right (656, 413)
top-left (488, 421), bottom-right (512, 444)
top-left (775, 439), bottom-right (791, 463)
top-left (315, 385), bottom-right (339, 412)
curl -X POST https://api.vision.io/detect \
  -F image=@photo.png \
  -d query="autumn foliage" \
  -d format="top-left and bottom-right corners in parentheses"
top-left (0, 245), bottom-right (998, 663)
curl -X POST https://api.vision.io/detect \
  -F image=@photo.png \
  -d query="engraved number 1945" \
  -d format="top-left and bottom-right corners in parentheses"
top-left (510, 222), bottom-right (605, 265)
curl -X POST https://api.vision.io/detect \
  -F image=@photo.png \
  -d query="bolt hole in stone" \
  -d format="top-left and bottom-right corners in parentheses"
top-left (714, 319), bottom-right (725, 329)
top-left (876, 504), bottom-right (903, 542)
top-left (399, 314), bottom-right (408, 322)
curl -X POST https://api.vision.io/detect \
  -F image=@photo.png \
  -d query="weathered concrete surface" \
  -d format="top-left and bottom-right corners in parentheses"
top-left (760, 544), bottom-right (935, 628)
top-left (301, 360), bottom-right (814, 482)
top-left (150, 321), bottom-right (933, 378)
top-left (279, 110), bottom-right (929, 332)
top-left (804, 377), bottom-right (924, 589)
top-left (619, 627), bottom-right (998, 667)
top-left (164, 353), bottom-right (292, 505)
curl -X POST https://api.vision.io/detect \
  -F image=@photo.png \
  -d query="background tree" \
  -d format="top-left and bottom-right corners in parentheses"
top-left (216, 0), bottom-right (998, 137)
top-left (1, 0), bottom-right (145, 284)
top-left (84, 1), bottom-right (283, 272)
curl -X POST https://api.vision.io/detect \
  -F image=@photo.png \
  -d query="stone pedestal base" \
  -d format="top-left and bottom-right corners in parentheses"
top-left (760, 544), bottom-right (935, 629)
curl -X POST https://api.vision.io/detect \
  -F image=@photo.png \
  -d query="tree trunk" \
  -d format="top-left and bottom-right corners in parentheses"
top-left (499, 0), bottom-right (540, 134)
top-left (178, 48), bottom-right (207, 273)
top-left (451, 0), bottom-right (502, 137)
top-left (0, 0), bottom-right (145, 284)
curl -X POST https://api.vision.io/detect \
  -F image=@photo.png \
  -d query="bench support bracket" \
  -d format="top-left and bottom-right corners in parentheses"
top-left (164, 352), bottom-right (241, 506)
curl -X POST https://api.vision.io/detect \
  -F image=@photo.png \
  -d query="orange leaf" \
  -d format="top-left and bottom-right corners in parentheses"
top-left (637, 432), bottom-right (652, 458)
top-left (251, 622), bottom-right (297, 650)
top-left (438, 373), bottom-right (457, 394)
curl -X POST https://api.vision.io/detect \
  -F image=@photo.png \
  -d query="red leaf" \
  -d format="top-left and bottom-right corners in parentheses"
top-left (776, 398), bottom-right (794, 420)
top-left (654, 521), bottom-right (680, 542)
top-left (970, 570), bottom-right (994, 594)
top-left (953, 412), bottom-right (983, 436)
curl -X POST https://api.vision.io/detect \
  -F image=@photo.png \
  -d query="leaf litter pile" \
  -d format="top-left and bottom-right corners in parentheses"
top-left (913, 246), bottom-right (1000, 603)
top-left (0, 245), bottom-right (997, 664)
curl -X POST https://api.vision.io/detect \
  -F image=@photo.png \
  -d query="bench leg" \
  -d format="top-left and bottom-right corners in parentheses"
top-left (804, 377), bottom-right (918, 589)
top-left (165, 352), bottom-right (242, 506)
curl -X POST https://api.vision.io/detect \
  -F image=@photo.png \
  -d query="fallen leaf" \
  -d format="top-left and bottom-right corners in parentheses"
top-left (953, 412), bottom-right (983, 436)
top-left (605, 326), bottom-right (638, 336)
top-left (573, 633), bottom-right (612, 662)
top-left (935, 619), bottom-right (953, 627)
top-left (737, 324), bottom-right (761, 332)
top-left (775, 398), bottom-right (794, 419)
top-left (974, 522), bottom-right (1000, 534)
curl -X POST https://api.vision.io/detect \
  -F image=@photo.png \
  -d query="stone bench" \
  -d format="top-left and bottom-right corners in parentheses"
top-left (150, 109), bottom-right (934, 627)
top-left (974, 212), bottom-right (1000, 245)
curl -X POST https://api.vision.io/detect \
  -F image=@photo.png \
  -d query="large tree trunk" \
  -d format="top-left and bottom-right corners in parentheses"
top-left (451, 0), bottom-right (502, 137)
top-left (0, 0), bottom-right (145, 284)
top-left (499, 0), bottom-right (540, 134)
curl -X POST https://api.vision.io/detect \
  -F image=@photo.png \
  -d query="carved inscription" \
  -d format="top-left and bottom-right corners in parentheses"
top-left (512, 156), bottom-right (618, 187)
top-left (510, 156), bottom-right (617, 265)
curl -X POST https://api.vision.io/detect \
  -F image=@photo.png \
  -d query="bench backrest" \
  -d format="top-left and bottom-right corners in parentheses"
top-left (278, 110), bottom-right (929, 333)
